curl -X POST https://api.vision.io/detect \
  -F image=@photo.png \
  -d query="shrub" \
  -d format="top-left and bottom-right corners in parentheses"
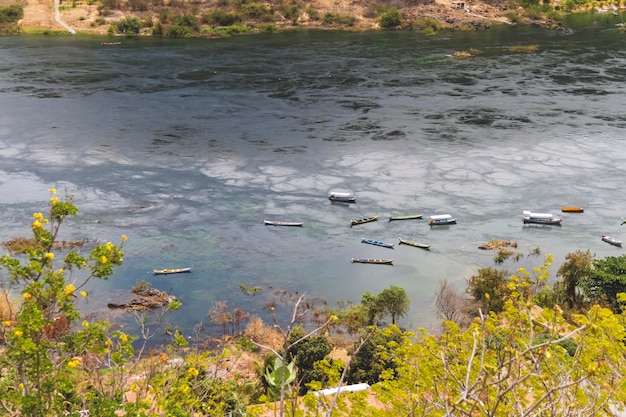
top-left (202, 9), bottom-right (242, 26)
top-left (115, 17), bottom-right (141, 33)
top-left (304, 7), bottom-right (319, 21)
top-left (0, 4), bottom-right (24, 23)
top-left (379, 7), bottom-right (402, 29)
top-left (239, 2), bottom-right (274, 21)
top-left (322, 12), bottom-right (356, 26)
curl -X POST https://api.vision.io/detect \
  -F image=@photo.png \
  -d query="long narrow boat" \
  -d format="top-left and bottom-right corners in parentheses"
top-left (602, 235), bottom-right (622, 247)
top-left (561, 207), bottom-right (584, 213)
top-left (350, 215), bottom-right (379, 227)
top-left (388, 214), bottom-right (423, 221)
top-left (264, 220), bottom-right (303, 226)
top-left (361, 238), bottom-right (394, 248)
top-left (351, 258), bottom-right (393, 265)
top-left (398, 237), bottom-right (431, 249)
top-left (153, 267), bottom-right (191, 275)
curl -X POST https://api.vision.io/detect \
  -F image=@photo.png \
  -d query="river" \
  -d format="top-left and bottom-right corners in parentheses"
top-left (0, 18), bottom-right (625, 341)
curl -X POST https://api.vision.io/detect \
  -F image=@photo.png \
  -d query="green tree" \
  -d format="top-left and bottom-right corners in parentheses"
top-left (581, 254), bottom-right (626, 311)
top-left (345, 325), bottom-right (403, 385)
top-left (0, 189), bottom-right (127, 416)
top-left (555, 249), bottom-right (593, 309)
top-left (288, 327), bottom-right (334, 394)
top-left (378, 285), bottom-right (409, 325)
top-left (467, 266), bottom-right (509, 313)
top-left (372, 257), bottom-right (626, 417)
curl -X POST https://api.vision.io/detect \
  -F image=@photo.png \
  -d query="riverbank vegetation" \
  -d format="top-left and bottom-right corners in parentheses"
top-left (3, 0), bottom-right (625, 37)
top-left (2, 190), bottom-right (626, 416)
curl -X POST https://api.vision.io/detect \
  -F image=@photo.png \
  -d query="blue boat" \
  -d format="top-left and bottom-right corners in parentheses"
top-left (361, 238), bottom-right (394, 249)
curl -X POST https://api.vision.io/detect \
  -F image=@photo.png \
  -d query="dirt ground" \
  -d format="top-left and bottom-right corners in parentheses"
top-left (5, 0), bottom-right (515, 34)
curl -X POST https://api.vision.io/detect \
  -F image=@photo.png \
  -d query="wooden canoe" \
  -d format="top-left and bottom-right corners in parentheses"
top-left (388, 214), bottom-right (423, 221)
top-left (361, 238), bottom-right (394, 248)
top-left (153, 267), bottom-right (191, 275)
top-left (561, 207), bottom-right (584, 213)
top-left (350, 215), bottom-right (379, 227)
top-left (398, 237), bottom-right (431, 249)
top-left (351, 258), bottom-right (393, 265)
top-left (264, 220), bottom-right (303, 226)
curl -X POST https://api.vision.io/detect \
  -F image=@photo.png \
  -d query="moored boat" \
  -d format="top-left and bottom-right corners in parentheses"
top-left (153, 267), bottom-right (191, 275)
top-left (101, 41), bottom-right (122, 46)
top-left (361, 238), bottom-right (394, 248)
top-left (523, 211), bottom-right (562, 225)
top-left (389, 214), bottom-right (423, 221)
top-left (562, 207), bottom-right (584, 213)
top-left (398, 237), bottom-right (431, 249)
top-left (264, 220), bottom-right (303, 226)
top-left (328, 191), bottom-right (356, 203)
top-left (429, 214), bottom-right (457, 225)
top-left (602, 235), bottom-right (622, 247)
top-left (351, 215), bottom-right (378, 226)
top-left (351, 258), bottom-right (393, 265)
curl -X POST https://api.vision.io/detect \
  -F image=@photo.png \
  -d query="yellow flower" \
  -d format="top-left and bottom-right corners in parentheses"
top-left (3, 320), bottom-right (11, 326)
top-left (103, 348), bottom-right (110, 354)
top-left (32, 220), bottom-right (41, 229)
top-left (105, 340), bottom-right (113, 346)
top-left (58, 268), bottom-right (64, 274)
top-left (33, 212), bottom-right (43, 220)
top-left (50, 197), bottom-right (59, 205)
top-left (65, 284), bottom-right (75, 295)
top-left (14, 330), bottom-right (23, 338)
top-left (67, 359), bottom-right (80, 368)
top-left (18, 383), bottom-right (24, 391)
top-left (187, 367), bottom-right (199, 378)
top-left (45, 252), bottom-right (54, 260)
top-left (121, 234), bottom-right (128, 242)
top-left (80, 291), bottom-right (87, 297)
top-left (106, 242), bottom-right (113, 250)
top-left (120, 333), bottom-right (128, 343)
top-left (23, 293), bottom-right (32, 300)
top-left (48, 188), bottom-right (57, 194)
top-left (82, 320), bottom-right (89, 328)
top-left (41, 218), bottom-right (49, 224)
top-left (178, 385), bottom-right (190, 394)
top-left (101, 255), bottom-right (108, 264)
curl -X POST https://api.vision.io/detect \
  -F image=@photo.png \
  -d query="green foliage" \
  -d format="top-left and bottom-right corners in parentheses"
top-left (172, 13), bottom-right (199, 30)
top-left (264, 356), bottom-right (296, 399)
top-left (467, 266), bottom-right (510, 313)
top-left (581, 254), bottom-right (626, 311)
top-left (554, 249), bottom-right (593, 309)
top-left (372, 257), bottom-right (626, 416)
top-left (115, 17), bottom-right (141, 34)
top-left (202, 9), bottom-right (242, 26)
top-left (0, 189), bottom-right (129, 416)
top-left (379, 7), bottom-right (402, 29)
top-left (0, 4), bottom-right (23, 24)
top-left (239, 2), bottom-right (275, 21)
top-left (345, 325), bottom-right (403, 385)
top-left (322, 12), bottom-right (357, 26)
top-left (304, 7), bottom-right (320, 21)
top-left (288, 327), bottom-right (334, 394)
top-left (377, 286), bottom-right (410, 325)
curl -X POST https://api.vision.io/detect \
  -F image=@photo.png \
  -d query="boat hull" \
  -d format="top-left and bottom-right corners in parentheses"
top-left (351, 215), bottom-right (379, 226)
top-left (389, 214), bottom-right (422, 221)
top-left (361, 238), bottom-right (394, 248)
top-left (264, 220), bottom-right (303, 226)
top-left (602, 236), bottom-right (622, 246)
top-left (398, 238), bottom-right (430, 249)
top-left (523, 218), bottom-right (562, 225)
top-left (351, 258), bottom-right (393, 265)
top-left (153, 268), bottom-right (191, 275)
